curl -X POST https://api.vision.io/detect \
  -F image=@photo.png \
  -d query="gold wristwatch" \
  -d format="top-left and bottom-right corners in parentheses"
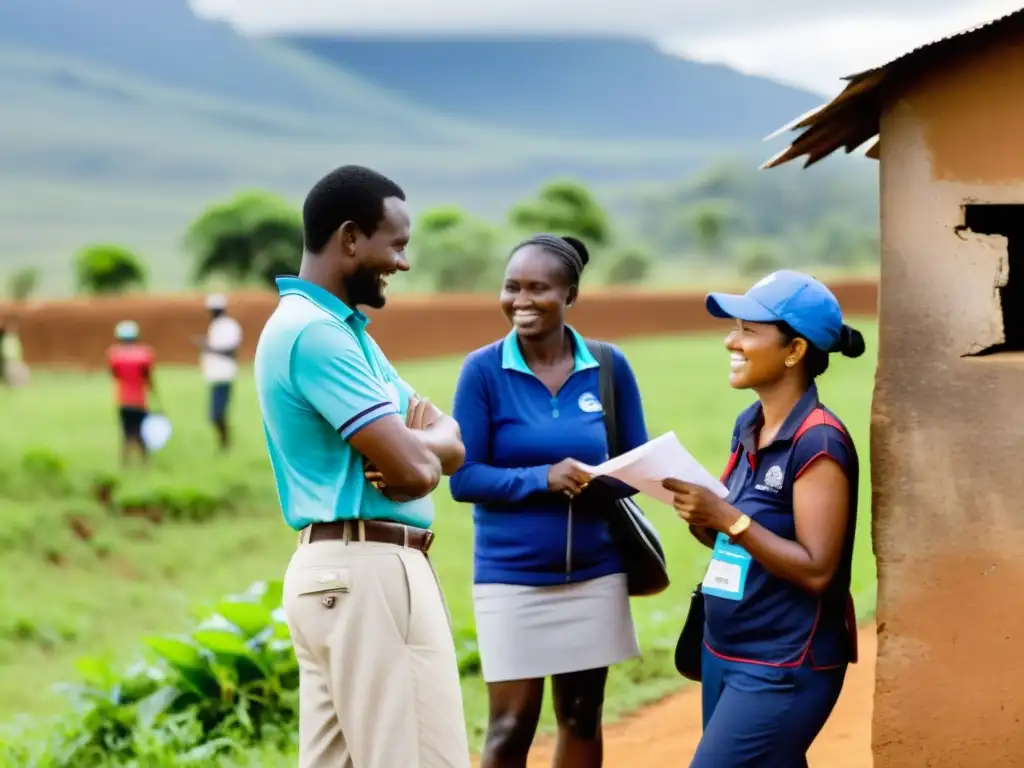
top-left (727, 513), bottom-right (752, 541)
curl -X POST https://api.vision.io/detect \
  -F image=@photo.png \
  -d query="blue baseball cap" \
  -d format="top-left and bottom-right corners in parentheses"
top-left (705, 270), bottom-right (844, 353)
top-left (114, 320), bottom-right (139, 341)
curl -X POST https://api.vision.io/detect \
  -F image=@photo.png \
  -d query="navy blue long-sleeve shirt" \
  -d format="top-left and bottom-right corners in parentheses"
top-left (449, 328), bottom-right (649, 586)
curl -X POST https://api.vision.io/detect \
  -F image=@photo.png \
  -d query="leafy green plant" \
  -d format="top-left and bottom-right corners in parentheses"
top-left (116, 486), bottom-right (233, 523)
top-left (20, 447), bottom-right (73, 496)
top-left (0, 577), bottom-right (487, 766)
top-left (2, 580), bottom-right (297, 766)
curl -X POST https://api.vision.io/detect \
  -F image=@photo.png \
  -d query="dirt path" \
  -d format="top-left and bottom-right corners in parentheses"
top-left (472, 624), bottom-right (876, 767)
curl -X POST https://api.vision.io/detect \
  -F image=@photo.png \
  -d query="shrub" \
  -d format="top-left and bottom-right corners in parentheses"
top-left (20, 447), bottom-right (73, 496)
top-left (413, 206), bottom-right (502, 292)
top-left (116, 486), bottom-right (234, 523)
top-left (606, 247), bottom-right (653, 285)
top-left (1, 580), bottom-right (297, 767)
top-left (73, 245), bottom-right (146, 294)
top-left (735, 238), bottom-right (783, 277)
top-left (509, 179), bottom-right (612, 247)
top-left (7, 266), bottom-right (40, 302)
top-left (1, 580), bottom-right (485, 766)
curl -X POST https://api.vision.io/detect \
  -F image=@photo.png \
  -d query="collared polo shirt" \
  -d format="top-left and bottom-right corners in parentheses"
top-left (254, 277), bottom-right (433, 531)
top-left (449, 328), bottom-right (650, 586)
top-left (703, 382), bottom-right (859, 669)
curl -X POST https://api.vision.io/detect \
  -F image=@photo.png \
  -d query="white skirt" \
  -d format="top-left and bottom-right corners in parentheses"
top-left (473, 573), bottom-right (640, 683)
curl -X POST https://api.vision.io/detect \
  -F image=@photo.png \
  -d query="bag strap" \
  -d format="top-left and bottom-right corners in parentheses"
top-left (585, 340), bottom-right (619, 458)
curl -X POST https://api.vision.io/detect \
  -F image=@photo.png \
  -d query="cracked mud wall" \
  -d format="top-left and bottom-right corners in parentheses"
top-left (873, 34), bottom-right (1024, 767)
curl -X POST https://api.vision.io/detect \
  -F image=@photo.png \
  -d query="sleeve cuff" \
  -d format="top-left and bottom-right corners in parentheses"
top-left (338, 401), bottom-right (399, 439)
top-left (529, 464), bottom-right (552, 494)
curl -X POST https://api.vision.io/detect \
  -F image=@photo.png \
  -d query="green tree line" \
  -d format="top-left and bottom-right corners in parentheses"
top-left (20, 161), bottom-right (879, 299)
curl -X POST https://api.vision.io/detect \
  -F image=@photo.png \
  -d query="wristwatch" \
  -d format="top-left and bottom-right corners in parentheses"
top-left (727, 513), bottom-right (752, 541)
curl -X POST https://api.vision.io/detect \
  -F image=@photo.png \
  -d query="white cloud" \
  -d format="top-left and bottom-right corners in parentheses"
top-left (189, 0), bottom-right (1024, 95)
top-left (666, 1), bottom-right (1024, 96)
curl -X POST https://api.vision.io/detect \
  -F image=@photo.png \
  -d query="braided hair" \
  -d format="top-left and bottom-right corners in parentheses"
top-left (508, 234), bottom-right (590, 287)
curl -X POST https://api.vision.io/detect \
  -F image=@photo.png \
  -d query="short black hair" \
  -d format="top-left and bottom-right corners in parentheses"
top-left (508, 234), bottom-right (590, 287)
top-left (302, 165), bottom-right (406, 254)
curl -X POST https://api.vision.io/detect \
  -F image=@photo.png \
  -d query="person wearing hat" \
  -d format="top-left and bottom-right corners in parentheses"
top-left (107, 320), bottom-right (157, 465)
top-left (191, 293), bottom-right (242, 452)
top-left (661, 270), bottom-right (865, 767)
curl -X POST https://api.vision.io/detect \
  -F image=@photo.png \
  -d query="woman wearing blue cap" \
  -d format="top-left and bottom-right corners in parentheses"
top-left (663, 270), bottom-right (865, 767)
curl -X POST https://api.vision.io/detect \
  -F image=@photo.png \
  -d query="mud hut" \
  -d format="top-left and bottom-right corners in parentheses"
top-left (765, 9), bottom-right (1024, 766)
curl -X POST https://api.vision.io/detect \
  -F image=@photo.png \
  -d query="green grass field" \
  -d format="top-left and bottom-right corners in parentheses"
top-left (0, 325), bottom-right (878, 761)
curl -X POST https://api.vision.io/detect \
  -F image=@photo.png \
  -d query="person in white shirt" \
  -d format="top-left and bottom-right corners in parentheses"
top-left (192, 293), bottom-right (243, 451)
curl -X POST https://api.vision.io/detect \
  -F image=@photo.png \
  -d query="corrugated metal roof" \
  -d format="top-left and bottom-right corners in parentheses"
top-left (761, 7), bottom-right (1024, 170)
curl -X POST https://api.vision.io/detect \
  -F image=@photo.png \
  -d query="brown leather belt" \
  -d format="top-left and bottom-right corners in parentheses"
top-left (298, 519), bottom-right (434, 553)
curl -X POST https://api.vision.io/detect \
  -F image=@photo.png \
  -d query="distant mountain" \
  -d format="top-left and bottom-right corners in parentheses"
top-left (275, 35), bottom-right (825, 141)
top-left (0, 0), bottom-right (848, 295)
top-left (0, 0), bottom-right (534, 147)
top-left (0, 0), bottom-right (824, 143)
top-left (0, 0), bottom-right (328, 112)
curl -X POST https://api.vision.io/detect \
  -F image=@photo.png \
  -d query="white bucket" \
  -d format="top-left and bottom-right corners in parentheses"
top-left (140, 412), bottom-right (173, 452)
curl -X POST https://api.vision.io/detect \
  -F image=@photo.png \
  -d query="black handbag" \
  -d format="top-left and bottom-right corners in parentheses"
top-left (584, 340), bottom-right (670, 598)
top-left (674, 583), bottom-right (704, 681)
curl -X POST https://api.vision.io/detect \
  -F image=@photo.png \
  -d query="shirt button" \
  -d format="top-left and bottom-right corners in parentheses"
top-left (321, 595), bottom-right (336, 609)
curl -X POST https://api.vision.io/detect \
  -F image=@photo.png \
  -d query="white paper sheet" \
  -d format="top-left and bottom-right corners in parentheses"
top-left (580, 432), bottom-right (729, 507)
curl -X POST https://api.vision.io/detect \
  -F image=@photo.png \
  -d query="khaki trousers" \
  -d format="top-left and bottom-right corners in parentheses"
top-left (282, 534), bottom-right (470, 768)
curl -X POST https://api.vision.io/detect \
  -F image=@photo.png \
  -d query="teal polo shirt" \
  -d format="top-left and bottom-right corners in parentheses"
top-left (253, 277), bottom-right (434, 531)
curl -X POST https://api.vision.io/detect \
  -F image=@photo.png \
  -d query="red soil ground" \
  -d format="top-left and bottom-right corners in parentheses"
top-left (472, 624), bottom-right (875, 767)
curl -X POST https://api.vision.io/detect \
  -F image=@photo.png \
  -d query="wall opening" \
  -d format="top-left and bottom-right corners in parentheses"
top-left (962, 204), bottom-right (1024, 356)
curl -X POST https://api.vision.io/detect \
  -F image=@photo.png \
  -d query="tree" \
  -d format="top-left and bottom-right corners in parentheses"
top-left (185, 191), bottom-right (303, 288)
top-left (808, 215), bottom-right (878, 267)
top-left (74, 245), bottom-right (147, 294)
top-left (606, 247), bottom-right (653, 285)
top-left (413, 206), bottom-right (501, 293)
top-left (509, 179), bottom-right (611, 248)
top-left (7, 267), bottom-right (40, 302)
top-left (691, 203), bottom-right (729, 262)
top-left (735, 238), bottom-right (783, 278)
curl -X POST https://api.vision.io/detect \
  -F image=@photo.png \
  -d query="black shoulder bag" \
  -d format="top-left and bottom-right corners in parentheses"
top-left (584, 340), bottom-right (670, 598)
top-left (673, 583), bottom-right (705, 681)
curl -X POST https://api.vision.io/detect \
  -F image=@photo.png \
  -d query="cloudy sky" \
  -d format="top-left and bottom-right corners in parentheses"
top-left (190, 0), bottom-right (1022, 95)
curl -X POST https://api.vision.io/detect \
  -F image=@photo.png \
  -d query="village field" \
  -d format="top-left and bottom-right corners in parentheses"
top-left (0, 324), bottom-right (878, 764)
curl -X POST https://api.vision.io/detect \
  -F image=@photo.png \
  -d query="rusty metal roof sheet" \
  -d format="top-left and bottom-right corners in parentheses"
top-left (762, 7), bottom-right (1024, 170)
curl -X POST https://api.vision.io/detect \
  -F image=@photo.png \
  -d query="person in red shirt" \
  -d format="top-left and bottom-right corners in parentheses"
top-left (107, 320), bottom-right (157, 465)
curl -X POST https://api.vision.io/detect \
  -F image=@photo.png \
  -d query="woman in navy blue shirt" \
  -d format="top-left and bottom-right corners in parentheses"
top-left (662, 270), bottom-right (864, 768)
top-left (450, 234), bottom-right (649, 767)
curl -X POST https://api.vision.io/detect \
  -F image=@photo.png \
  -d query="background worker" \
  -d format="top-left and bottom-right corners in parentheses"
top-left (107, 320), bottom-right (157, 465)
top-left (191, 293), bottom-right (242, 452)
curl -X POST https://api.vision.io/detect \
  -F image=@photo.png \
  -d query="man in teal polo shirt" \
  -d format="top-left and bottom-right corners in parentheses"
top-left (254, 165), bottom-right (469, 768)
